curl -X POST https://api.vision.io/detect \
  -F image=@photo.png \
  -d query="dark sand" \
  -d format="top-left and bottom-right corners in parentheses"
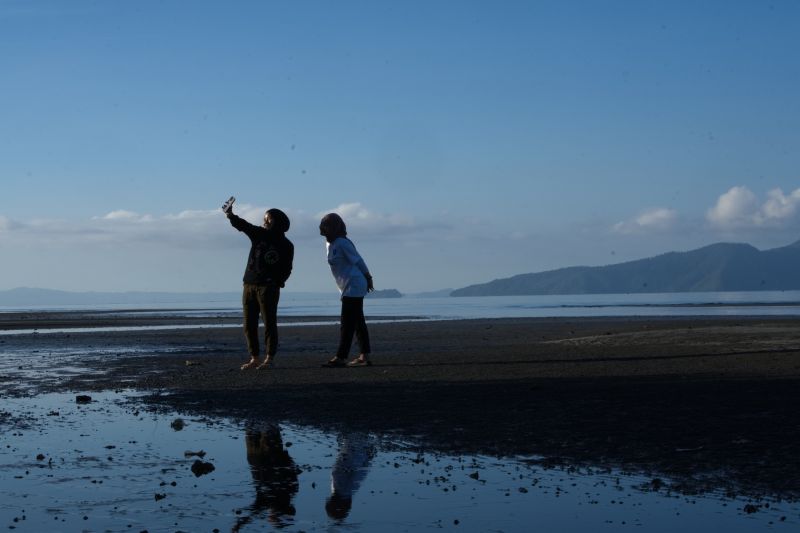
top-left (3, 314), bottom-right (800, 500)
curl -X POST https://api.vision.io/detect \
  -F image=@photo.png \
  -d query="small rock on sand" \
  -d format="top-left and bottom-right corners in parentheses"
top-left (191, 460), bottom-right (215, 477)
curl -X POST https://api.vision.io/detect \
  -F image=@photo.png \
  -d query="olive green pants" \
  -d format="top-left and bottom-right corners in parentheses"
top-left (242, 283), bottom-right (280, 358)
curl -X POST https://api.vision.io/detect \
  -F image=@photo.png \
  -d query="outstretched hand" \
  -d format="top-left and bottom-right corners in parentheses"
top-left (222, 196), bottom-right (236, 216)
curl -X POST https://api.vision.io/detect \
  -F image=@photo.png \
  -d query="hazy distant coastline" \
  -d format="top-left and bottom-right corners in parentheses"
top-left (5, 238), bottom-right (800, 306)
top-left (0, 286), bottom-right (408, 307)
top-left (0, 287), bottom-right (242, 307)
top-left (453, 238), bottom-right (800, 296)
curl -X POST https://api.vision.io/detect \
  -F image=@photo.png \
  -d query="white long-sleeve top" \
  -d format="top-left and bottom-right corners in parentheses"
top-left (326, 237), bottom-right (370, 297)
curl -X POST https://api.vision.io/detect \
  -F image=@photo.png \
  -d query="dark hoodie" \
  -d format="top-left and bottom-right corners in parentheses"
top-left (228, 212), bottom-right (294, 287)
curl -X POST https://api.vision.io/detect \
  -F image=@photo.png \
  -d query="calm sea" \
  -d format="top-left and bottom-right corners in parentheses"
top-left (331, 291), bottom-right (800, 319)
top-left (4, 290), bottom-right (800, 320)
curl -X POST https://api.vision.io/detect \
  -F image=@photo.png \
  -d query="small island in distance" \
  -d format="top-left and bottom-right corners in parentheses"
top-left (367, 289), bottom-right (403, 299)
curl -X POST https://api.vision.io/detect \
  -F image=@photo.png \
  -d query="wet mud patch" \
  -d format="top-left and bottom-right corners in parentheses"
top-left (1, 390), bottom-right (798, 532)
top-left (3, 316), bottom-right (800, 530)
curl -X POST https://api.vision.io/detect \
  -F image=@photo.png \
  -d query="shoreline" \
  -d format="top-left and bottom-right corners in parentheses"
top-left (0, 310), bottom-right (425, 331)
top-left (3, 314), bottom-right (800, 388)
top-left (2, 314), bottom-right (800, 500)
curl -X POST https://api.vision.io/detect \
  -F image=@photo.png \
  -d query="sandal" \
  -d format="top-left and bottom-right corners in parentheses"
top-left (240, 358), bottom-right (258, 370)
top-left (321, 357), bottom-right (346, 368)
top-left (347, 355), bottom-right (372, 367)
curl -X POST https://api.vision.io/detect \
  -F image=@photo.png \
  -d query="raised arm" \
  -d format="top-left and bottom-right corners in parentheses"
top-left (226, 211), bottom-right (259, 239)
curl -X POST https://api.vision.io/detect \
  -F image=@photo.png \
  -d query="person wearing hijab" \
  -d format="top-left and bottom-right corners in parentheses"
top-left (225, 202), bottom-right (294, 370)
top-left (319, 213), bottom-right (374, 367)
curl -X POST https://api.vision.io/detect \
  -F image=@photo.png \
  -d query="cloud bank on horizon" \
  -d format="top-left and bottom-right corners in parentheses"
top-left (3, 186), bottom-right (800, 293)
top-left (4, 186), bottom-right (799, 247)
top-left (613, 186), bottom-right (800, 235)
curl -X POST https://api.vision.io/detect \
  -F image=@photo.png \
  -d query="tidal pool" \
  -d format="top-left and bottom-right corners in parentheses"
top-left (0, 391), bottom-right (795, 532)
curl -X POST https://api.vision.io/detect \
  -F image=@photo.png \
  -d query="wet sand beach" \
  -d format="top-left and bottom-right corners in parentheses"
top-left (4, 314), bottom-right (800, 384)
top-left (3, 313), bottom-right (800, 517)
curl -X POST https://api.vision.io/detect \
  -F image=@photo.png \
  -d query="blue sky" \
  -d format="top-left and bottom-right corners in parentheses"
top-left (2, 1), bottom-right (799, 293)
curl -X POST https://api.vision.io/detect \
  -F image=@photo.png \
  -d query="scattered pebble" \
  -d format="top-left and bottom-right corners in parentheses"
top-left (190, 460), bottom-right (215, 477)
top-left (184, 450), bottom-right (206, 458)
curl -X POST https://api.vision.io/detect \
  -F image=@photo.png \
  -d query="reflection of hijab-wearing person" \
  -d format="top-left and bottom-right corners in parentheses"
top-left (232, 424), bottom-right (301, 531)
top-left (326, 432), bottom-right (376, 521)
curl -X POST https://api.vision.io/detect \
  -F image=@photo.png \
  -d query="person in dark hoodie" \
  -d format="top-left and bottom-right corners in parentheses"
top-left (225, 202), bottom-right (294, 370)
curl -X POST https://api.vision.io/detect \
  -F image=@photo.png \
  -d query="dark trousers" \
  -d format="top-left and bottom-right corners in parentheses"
top-left (242, 283), bottom-right (280, 357)
top-left (336, 296), bottom-right (371, 359)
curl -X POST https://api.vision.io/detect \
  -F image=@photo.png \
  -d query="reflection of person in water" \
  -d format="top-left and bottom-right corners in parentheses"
top-left (326, 432), bottom-right (376, 521)
top-left (233, 424), bottom-right (301, 531)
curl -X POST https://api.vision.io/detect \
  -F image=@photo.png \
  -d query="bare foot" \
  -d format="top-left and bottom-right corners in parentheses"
top-left (347, 354), bottom-right (372, 367)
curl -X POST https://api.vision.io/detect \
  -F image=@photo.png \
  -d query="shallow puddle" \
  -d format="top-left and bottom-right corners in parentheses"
top-left (0, 391), bottom-right (796, 532)
top-left (0, 347), bottom-right (190, 395)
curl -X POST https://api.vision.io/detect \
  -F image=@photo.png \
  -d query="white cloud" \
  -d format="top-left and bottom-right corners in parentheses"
top-left (318, 202), bottom-right (370, 221)
top-left (165, 209), bottom-right (219, 221)
top-left (759, 188), bottom-right (800, 223)
top-left (612, 207), bottom-right (678, 234)
top-left (706, 186), bottom-right (759, 227)
top-left (100, 210), bottom-right (144, 221)
top-left (0, 202), bottom-right (435, 251)
top-left (315, 202), bottom-right (417, 236)
top-left (1, 208), bottom-right (230, 249)
top-left (707, 186), bottom-right (800, 228)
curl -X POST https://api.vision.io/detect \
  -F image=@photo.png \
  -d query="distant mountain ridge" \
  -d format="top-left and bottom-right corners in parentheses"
top-left (452, 239), bottom-right (800, 297)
